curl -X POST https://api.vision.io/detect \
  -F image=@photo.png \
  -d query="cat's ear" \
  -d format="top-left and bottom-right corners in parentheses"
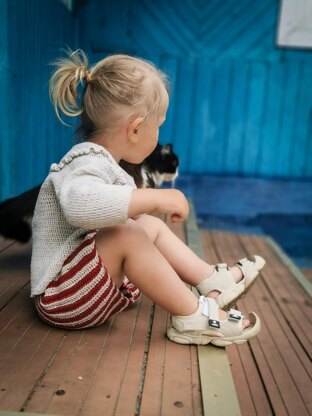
top-left (161, 144), bottom-right (173, 155)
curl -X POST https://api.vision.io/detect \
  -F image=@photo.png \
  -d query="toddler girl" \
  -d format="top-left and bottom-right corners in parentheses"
top-left (31, 49), bottom-right (265, 347)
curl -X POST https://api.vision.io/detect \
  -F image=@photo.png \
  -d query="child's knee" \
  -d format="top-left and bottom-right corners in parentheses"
top-left (97, 219), bottom-right (149, 247)
top-left (135, 214), bottom-right (166, 232)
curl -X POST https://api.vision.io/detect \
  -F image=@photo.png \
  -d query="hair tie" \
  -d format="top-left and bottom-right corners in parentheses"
top-left (75, 66), bottom-right (92, 83)
top-left (85, 70), bottom-right (92, 83)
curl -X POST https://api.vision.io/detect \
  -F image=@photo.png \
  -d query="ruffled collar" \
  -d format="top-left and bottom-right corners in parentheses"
top-left (50, 142), bottom-right (118, 172)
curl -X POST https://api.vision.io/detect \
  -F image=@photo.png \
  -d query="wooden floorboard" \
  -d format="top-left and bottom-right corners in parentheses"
top-left (0, 223), bottom-right (203, 416)
top-left (1, 224), bottom-right (311, 416)
top-left (201, 230), bottom-right (312, 416)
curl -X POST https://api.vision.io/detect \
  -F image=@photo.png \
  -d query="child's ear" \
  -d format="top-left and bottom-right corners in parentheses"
top-left (127, 117), bottom-right (144, 142)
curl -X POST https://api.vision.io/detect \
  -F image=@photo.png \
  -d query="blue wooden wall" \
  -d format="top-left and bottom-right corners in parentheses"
top-left (1, 0), bottom-right (312, 201)
top-left (80, 0), bottom-right (312, 179)
top-left (0, 0), bottom-right (79, 200)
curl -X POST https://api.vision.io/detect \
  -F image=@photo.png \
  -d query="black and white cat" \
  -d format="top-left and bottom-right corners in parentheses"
top-left (0, 143), bottom-right (179, 243)
top-left (120, 143), bottom-right (179, 188)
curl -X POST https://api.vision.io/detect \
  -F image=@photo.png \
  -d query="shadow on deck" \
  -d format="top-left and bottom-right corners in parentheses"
top-left (0, 212), bottom-right (311, 415)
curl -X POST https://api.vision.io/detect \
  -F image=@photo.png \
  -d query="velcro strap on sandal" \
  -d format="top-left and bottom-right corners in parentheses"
top-left (215, 263), bottom-right (229, 271)
top-left (199, 296), bottom-right (221, 329)
top-left (228, 308), bottom-right (243, 322)
top-left (237, 256), bottom-right (255, 267)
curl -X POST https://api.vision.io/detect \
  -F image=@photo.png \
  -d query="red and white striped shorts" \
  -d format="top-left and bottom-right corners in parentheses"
top-left (34, 231), bottom-right (141, 329)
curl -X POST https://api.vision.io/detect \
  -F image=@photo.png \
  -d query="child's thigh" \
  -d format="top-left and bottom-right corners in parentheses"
top-left (95, 220), bottom-right (150, 284)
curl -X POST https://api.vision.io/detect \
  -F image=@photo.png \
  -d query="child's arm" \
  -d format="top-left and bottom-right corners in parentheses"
top-left (128, 188), bottom-right (189, 223)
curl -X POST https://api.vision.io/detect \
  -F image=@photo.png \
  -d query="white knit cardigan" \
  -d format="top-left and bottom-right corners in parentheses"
top-left (30, 142), bottom-right (136, 296)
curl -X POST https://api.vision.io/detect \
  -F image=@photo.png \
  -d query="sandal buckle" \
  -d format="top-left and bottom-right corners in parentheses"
top-left (229, 309), bottom-right (242, 322)
top-left (209, 319), bottom-right (220, 329)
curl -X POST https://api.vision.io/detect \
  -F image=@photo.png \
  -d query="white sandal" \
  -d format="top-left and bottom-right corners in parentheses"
top-left (167, 296), bottom-right (260, 347)
top-left (196, 255), bottom-right (265, 310)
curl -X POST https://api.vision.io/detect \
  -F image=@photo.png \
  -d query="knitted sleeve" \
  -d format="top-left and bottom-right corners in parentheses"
top-left (58, 160), bottom-right (134, 229)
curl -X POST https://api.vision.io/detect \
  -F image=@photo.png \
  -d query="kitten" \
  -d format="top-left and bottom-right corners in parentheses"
top-left (121, 143), bottom-right (179, 188)
top-left (0, 143), bottom-right (179, 243)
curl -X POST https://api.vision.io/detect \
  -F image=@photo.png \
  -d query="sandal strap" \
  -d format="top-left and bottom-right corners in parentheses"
top-left (236, 257), bottom-right (251, 267)
top-left (196, 266), bottom-right (235, 295)
top-left (215, 263), bottom-right (229, 271)
top-left (171, 296), bottom-right (248, 336)
top-left (228, 308), bottom-right (243, 322)
top-left (199, 296), bottom-right (220, 329)
top-left (199, 297), bottom-right (244, 335)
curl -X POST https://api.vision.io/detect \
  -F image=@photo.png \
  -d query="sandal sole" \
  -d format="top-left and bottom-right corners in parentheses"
top-left (167, 312), bottom-right (261, 347)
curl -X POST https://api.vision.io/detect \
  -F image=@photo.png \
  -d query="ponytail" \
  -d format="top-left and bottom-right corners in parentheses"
top-left (49, 49), bottom-right (90, 124)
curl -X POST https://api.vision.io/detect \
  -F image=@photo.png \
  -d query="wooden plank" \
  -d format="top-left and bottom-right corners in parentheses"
top-left (214, 230), bottom-right (276, 415)
top-left (140, 218), bottom-right (203, 416)
top-left (241, 234), bottom-right (312, 415)
top-left (246, 234), bottom-right (312, 356)
top-left (139, 305), bottom-right (168, 415)
top-left (0, 242), bottom-right (31, 310)
top-left (0, 317), bottom-right (65, 411)
top-left (161, 328), bottom-right (198, 416)
top-left (185, 203), bottom-right (241, 416)
top-left (206, 229), bottom-right (312, 416)
top-left (113, 296), bottom-right (154, 416)
top-left (36, 302), bottom-right (142, 416)
top-left (265, 236), bottom-right (312, 298)
top-left (0, 412), bottom-right (59, 416)
top-left (201, 230), bottom-right (272, 416)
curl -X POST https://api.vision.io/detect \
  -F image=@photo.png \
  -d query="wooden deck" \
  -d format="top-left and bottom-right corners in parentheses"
top-left (0, 213), bottom-right (311, 416)
top-left (200, 230), bottom-right (312, 416)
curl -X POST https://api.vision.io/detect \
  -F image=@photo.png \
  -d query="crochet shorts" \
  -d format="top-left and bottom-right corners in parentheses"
top-left (34, 231), bottom-right (141, 329)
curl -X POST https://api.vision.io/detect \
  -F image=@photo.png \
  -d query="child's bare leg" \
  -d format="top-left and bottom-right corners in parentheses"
top-left (95, 219), bottom-right (249, 327)
top-left (95, 219), bottom-right (198, 316)
top-left (135, 215), bottom-right (243, 292)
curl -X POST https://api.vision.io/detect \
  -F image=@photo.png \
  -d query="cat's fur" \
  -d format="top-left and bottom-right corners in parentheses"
top-left (0, 143), bottom-right (179, 243)
top-left (120, 143), bottom-right (179, 188)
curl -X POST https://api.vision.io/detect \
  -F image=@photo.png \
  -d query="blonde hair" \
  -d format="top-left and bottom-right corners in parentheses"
top-left (49, 49), bottom-right (168, 138)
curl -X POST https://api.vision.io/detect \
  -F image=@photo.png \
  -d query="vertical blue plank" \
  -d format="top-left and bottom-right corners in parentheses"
top-left (189, 57), bottom-right (214, 172)
top-left (258, 62), bottom-right (285, 176)
top-left (0, 0), bottom-right (12, 200)
top-left (205, 60), bottom-right (232, 173)
top-left (158, 56), bottom-right (178, 144)
top-left (275, 60), bottom-right (300, 177)
top-left (224, 62), bottom-right (248, 174)
top-left (291, 60), bottom-right (312, 177)
top-left (171, 58), bottom-right (195, 173)
top-left (305, 111), bottom-right (312, 177)
top-left (241, 62), bottom-right (267, 175)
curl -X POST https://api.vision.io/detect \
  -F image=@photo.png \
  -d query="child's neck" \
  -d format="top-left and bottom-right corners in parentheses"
top-left (89, 133), bottom-right (126, 164)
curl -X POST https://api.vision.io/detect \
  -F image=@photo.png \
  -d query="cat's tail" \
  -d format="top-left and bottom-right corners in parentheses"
top-left (0, 185), bottom-right (41, 243)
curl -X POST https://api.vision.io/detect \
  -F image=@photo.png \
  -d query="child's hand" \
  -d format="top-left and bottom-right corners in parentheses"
top-left (156, 189), bottom-right (189, 222)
